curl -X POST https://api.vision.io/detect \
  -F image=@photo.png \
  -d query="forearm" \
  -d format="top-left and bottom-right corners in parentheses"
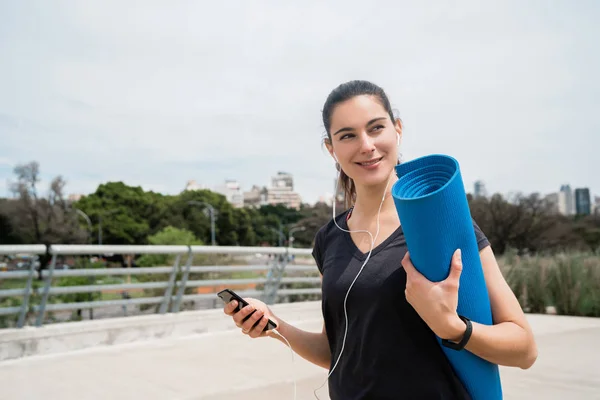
top-left (269, 319), bottom-right (331, 370)
top-left (451, 318), bottom-right (537, 369)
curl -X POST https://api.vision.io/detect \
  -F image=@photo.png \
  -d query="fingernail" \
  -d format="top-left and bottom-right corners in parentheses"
top-left (456, 249), bottom-right (462, 262)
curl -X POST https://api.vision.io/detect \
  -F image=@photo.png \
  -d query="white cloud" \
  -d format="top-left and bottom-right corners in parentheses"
top-left (0, 0), bottom-right (598, 203)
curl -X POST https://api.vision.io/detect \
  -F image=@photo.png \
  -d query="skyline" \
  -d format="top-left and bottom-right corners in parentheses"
top-left (1, 1), bottom-right (598, 204)
top-left (3, 163), bottom-right (595, 209)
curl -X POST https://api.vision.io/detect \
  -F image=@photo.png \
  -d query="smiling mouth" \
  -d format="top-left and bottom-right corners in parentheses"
top-left (356, 157), bottom-right (383, 166)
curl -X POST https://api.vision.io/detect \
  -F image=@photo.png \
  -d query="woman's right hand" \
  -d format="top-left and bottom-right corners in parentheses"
top-left (223, 297), bottom-right (279, 339)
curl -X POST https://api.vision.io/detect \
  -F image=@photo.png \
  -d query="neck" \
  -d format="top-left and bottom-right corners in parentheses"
top-left (352, 171), bottom-right (398, 219)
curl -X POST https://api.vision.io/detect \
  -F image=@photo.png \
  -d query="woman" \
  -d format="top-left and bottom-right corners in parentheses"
top-left (223, 80), bottom-right (538, 399)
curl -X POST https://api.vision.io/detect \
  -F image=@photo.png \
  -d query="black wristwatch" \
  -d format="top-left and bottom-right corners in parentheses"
top-left (441, 315), bottom-right (472, 351)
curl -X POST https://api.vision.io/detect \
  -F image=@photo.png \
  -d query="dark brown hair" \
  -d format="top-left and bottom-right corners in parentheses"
top-left (322, 80), bottom-right (398, 209)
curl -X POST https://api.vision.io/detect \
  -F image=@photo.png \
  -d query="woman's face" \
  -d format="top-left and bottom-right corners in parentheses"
top-left (327, 95), bottom-right (402, 188)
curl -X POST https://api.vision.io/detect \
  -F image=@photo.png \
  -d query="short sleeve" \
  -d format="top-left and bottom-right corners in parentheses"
top-left (472, 218), bottom-right (491, 251)
top-left (311, 227), bottom-right (325, 275)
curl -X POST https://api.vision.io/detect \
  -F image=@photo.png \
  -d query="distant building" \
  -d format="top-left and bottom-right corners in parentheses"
top-left (543, 192), bottom-right (559, 214)
top-left (575, 188), bottom-right (591, 215)
top-left (558, 184), bottom-right (575, 215)
top-left (243, 172), bottom-right (302, 210)
top-left (184, 180), bottom-right (206, 191)
top-left (473, 180), bottom-right (487, 198)
top-left (267, 172), bottom-right (302, 209)
top-left (214, 180), bottom-right (244, 208)
top-left (243, 185), bottom-right (268, 208)
top-left (272, 171), bottom-right (294, 191)
top-left (68, 194), bottom-right (83, 202)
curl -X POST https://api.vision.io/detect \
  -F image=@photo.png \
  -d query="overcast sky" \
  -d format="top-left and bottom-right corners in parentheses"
top-left (1, 0), bottom-right (598, 204)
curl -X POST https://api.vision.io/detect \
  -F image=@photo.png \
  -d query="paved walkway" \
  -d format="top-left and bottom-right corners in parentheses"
top-left (0, 307), bottom-right (599, 399)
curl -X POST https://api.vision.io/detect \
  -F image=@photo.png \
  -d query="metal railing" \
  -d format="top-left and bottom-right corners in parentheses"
top-left (0, 244), bottom-right (321, 328)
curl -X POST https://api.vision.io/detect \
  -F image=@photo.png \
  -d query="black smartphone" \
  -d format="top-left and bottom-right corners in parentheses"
top-left (217, 288), bottom-right (277, 331)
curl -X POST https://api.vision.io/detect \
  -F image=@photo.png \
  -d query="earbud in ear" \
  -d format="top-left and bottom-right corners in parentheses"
top-left (333, 153), bottom-right (338, 163)
top-left (397, 135), bottom-right (400, 146)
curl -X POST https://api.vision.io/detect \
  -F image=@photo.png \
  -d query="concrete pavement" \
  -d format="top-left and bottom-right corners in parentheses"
top-left (0, 302), bottom-right (599, 399)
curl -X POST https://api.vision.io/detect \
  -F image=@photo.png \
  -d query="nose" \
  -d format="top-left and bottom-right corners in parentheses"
top-left (358, 132), bottom-right (376, 154)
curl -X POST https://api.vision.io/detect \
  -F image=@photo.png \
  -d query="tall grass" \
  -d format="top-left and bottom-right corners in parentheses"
top-left (500, 251), bottom-right (600, 317)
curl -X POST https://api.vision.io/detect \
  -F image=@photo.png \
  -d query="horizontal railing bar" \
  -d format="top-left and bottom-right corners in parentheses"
top-left (0, 245), bottom-right (46, 255)
top-left (178, 288), bottom-right (321, 303)
top-left (188, 265), bottom-right (269, 273)
top-left (48, 282), bottom-right (169, 295)
top-left (184, 278), bottom-right (267, 287)
top-left (280, 277), bottom-right (322, 284)
top-left (277, 288), bottom-right (322, 295)
top-left (50, 245), bottom-right (190, 255)
top-left (0, 287), bottom-right (323, 316)
top-left (7, 277), bottom-right (320, 297)
top-left (187, 265), bottom-right (317, 273)
top-left (184, 277), bottom-right (321, 288)
top-left (32, 296), bottom-right (165, 312)
top-left (46, 245), bottom-right (313, 256)
top-left (36, 265), bottom-right (318, 277)
top-left (0, 306), bottom-right (21, 316)
top-left (0, 288), bottom-right (26, 298)
top-left (179, 291), bottom-right (263, 302)
top-left (0, 271), bottom-right (32, 279)
top-left (282, 266), bottom-right (318, 272)
top-left (188, 246), bottom-right (308, 255)
top-left (41, 267), bottom-right (173, 278)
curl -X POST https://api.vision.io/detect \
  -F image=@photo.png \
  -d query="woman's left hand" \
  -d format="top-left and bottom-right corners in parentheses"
top-left (402, 249), bottom-right (466, 341)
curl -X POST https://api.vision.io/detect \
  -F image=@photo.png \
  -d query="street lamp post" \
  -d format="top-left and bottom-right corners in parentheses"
top-left (188, 201), bottom-right (216, 246)
top-left (270, 226), bottom-right (285, 247)
top-left (288, 226), bottom-right (306, 248)
top-left (73, 208), bottom-right (93, 243)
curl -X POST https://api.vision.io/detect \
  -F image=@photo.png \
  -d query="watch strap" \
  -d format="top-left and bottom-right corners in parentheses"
top-left (441, 315), bottom-right (472, 351)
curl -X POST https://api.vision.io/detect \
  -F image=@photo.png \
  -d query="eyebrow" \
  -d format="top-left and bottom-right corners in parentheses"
top-left (333, 117), bottom-right (387, 136)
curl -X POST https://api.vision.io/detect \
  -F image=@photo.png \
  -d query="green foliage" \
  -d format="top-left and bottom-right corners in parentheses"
top-left (54, 259), bottom-right (105, 304)
top-left (502, 252), bottom-right (600, 317)
top-left (546, 253), bottom-right (600, 317)
top-left (137, 226), bottom-right (203, 267)
top-left (74, 182), bottom-right (154, 245)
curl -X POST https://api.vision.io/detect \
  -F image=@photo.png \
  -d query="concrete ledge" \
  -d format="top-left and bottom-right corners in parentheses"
top-left (0, 301), bottom-right (322, 361)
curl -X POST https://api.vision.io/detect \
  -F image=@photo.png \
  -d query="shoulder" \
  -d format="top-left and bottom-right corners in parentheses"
top-left (311, 208), bottom-right (350, 274)
top-left (471, 217), bottom-right (491, 251)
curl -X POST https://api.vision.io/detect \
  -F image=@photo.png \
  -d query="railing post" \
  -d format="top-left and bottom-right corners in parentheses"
top-left (158, 254), bottom-right (182, 314)
top-left (35, 254), bottom-right (57, 327)
top-left (171, 248), bottom-right (193, 313)
top-left (264, 250), bottom-right (289, 305)
top-left (17, 255), bottom-right (38, 328)
top-left (263, 255), bottom-right (276, 304)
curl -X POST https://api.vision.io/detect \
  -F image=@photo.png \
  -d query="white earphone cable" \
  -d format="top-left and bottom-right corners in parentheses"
top-left (271, 328), bottom-right (297, 400)
top-left (313, 165), bottom-right (394, 399)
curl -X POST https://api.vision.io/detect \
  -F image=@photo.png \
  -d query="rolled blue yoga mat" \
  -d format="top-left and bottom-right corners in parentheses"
top-left (391, 154), bottom-right (502, 400)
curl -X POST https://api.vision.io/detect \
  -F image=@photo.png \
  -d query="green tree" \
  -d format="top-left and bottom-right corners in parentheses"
top-left (137, 226), bottom-right (203, 267)
top-left (74, 182), bottom-right (154, 245)
top-left (233, 208), bottom-right (257, 246)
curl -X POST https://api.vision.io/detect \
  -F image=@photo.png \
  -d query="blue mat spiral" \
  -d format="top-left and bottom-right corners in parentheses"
top-left (391, 154), bottom-right (502, 400)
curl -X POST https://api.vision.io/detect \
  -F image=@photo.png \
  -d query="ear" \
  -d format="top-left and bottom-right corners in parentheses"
top-left (324, 139), bottom-right (337, 162)
top-left (394, 118), bottom-right (403, 145)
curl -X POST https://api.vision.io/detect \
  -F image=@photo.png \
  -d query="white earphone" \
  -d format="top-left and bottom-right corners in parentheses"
top-left (313, 158), bottom-right (395, 400)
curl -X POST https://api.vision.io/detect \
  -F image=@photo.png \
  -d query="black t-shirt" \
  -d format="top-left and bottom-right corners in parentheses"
top-left (311, 209), bottom-right (491, 400)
